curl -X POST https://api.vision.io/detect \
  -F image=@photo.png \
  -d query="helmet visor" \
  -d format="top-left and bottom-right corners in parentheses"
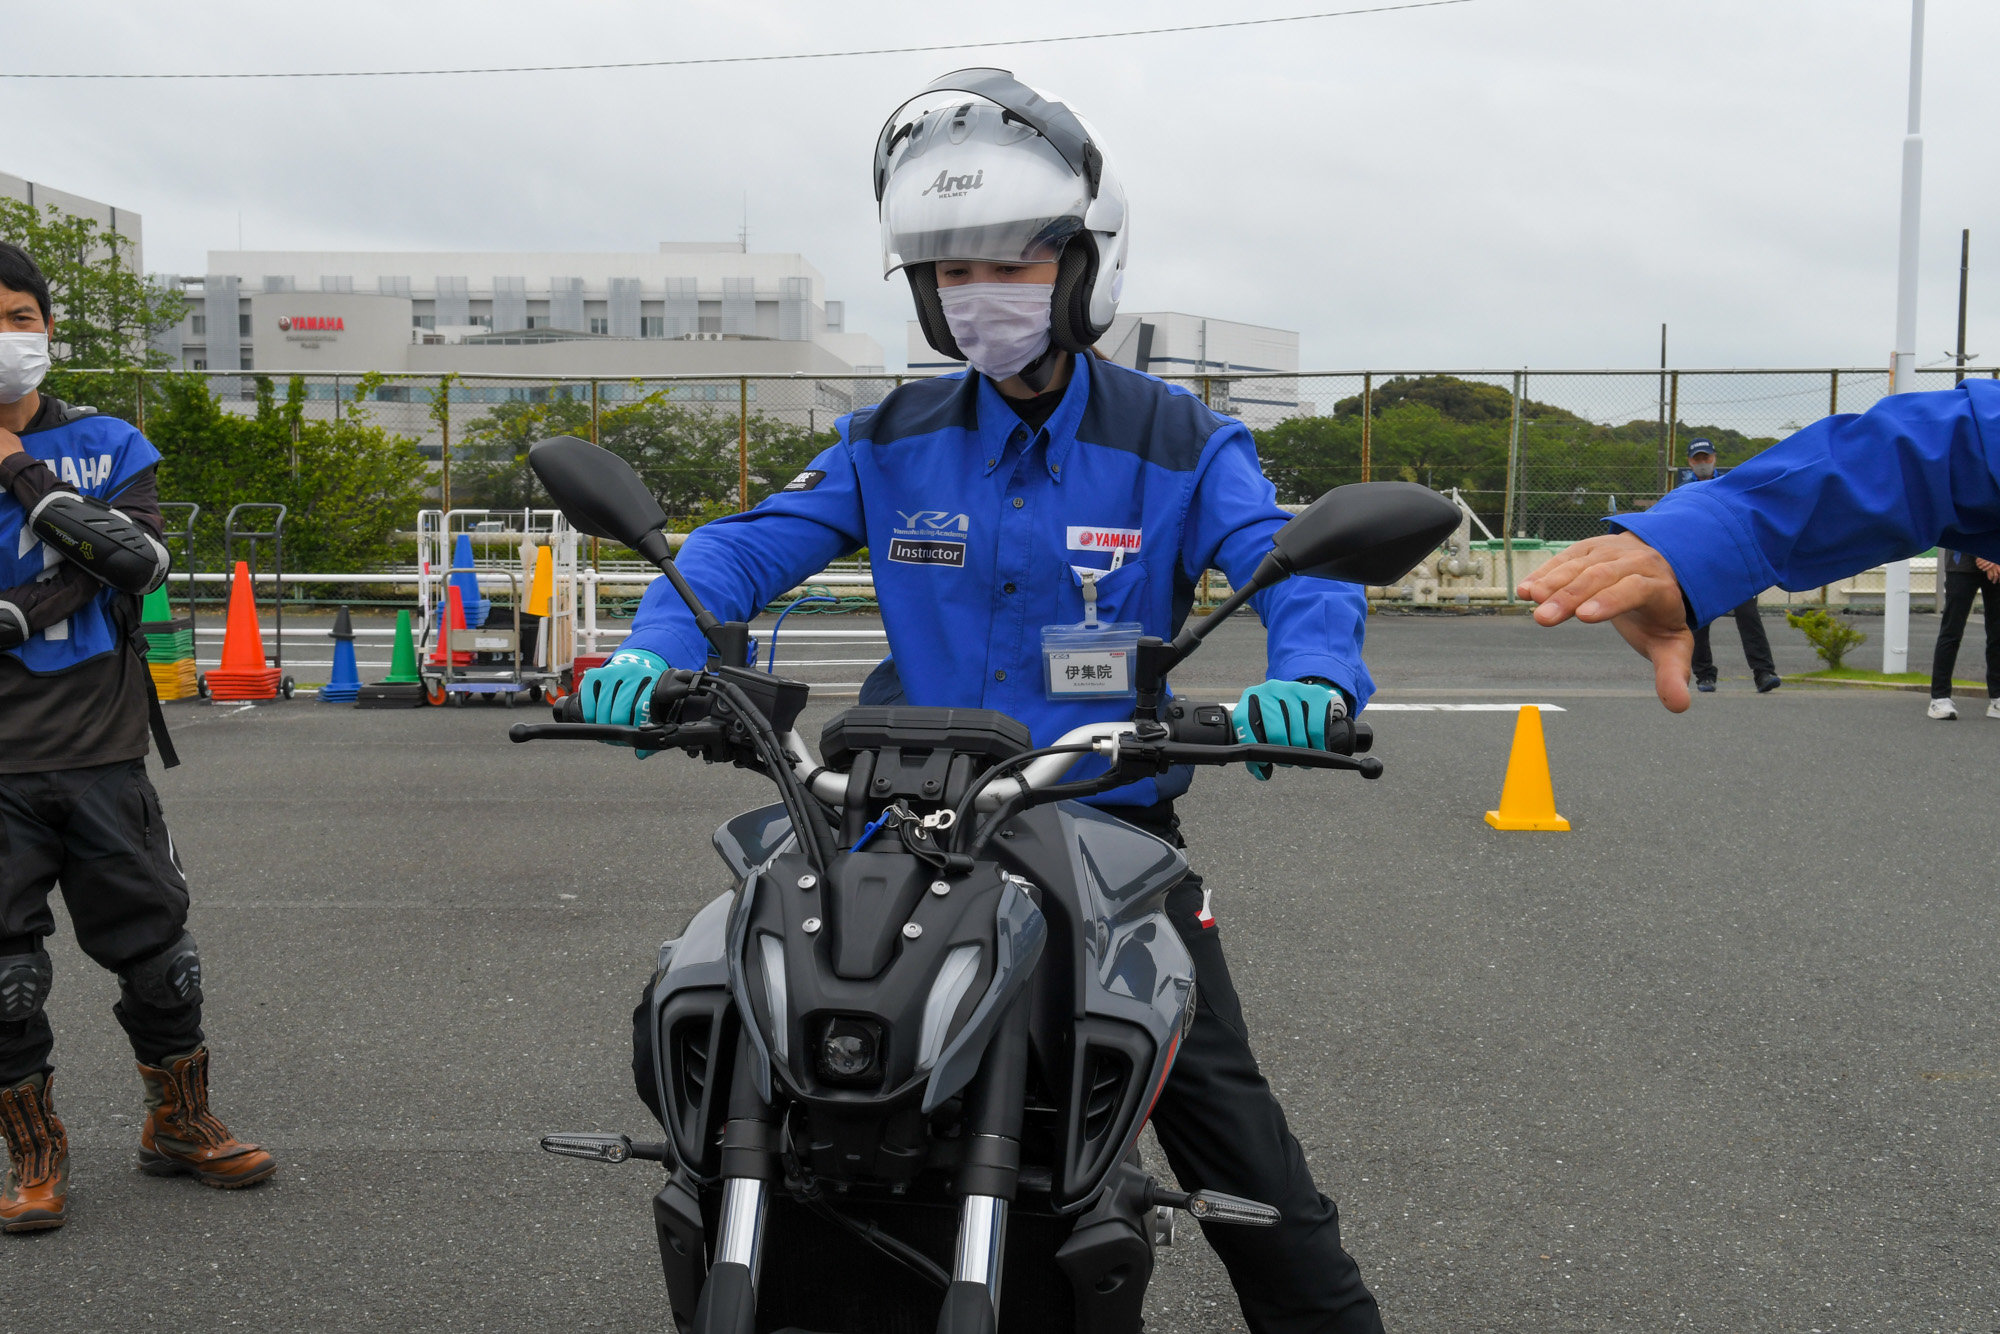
top-left (877, 94), bottom-right (1091, 276)
top-left (885, 212), bottom-right (1083, 274)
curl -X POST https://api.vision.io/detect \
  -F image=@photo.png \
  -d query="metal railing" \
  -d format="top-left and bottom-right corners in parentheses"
top-left (55, 362), bottom-right (1999, 548)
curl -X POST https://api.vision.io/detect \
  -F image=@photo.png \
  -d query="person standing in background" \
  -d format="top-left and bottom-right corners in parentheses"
top-left (1925, 548), bottom-right (2000, 720)
top-left (0, 242), bottom-right (274, 1235)
top-left (1680, 439), bottom-right (1781, 694)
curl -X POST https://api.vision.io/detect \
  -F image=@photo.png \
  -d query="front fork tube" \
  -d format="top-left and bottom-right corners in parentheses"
top-left (953, 1192), bottom-right (1010, 1298)
top-left (713, 1177), bottom-right (769, 1285)
top-left (693, 1034), bottom-right (779, 1334)
top-left (941, 996), bottom-right (1031, 1330)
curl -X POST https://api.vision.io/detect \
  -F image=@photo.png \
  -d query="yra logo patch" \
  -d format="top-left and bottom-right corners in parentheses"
top-left (889, 509), bottom-right (969, 568)
top-left (896, 510), bottom-right (971, 533)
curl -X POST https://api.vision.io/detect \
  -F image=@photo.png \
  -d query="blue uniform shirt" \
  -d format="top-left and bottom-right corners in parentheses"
top-left (621, 356), bottom-right (1373, 807)
top-left (1611, 381), bottom-right (2000, 626)
top-left (0, 408), bottom-right (159, 672)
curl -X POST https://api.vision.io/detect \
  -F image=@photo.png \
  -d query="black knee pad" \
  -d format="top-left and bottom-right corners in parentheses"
top-left (0, 949), bottom-right (52, 1023)
top-left (120, 932), bottom-right (203, 1011)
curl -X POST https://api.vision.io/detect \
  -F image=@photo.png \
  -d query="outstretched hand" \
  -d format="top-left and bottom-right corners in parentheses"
top-left (1516, 532), bottom-right (1696, 713)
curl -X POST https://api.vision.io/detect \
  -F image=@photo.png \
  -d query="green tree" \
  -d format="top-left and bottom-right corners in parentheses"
top-left (149, 375), bottom-right (428, 573)
top-left (1257, 402), bottom-right (1512, 505)
top-left (1332, 374), bottom-right (1585, 424)
top-left (0, 198), bottom-right (185, 421)
top-left (451, 387), bottom-right (838, 522)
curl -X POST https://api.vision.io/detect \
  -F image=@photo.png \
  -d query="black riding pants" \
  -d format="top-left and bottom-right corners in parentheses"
top-left (0, 760), bottom-right (203, 1085)
top-left (1691, 599), bottom-right (1776, 680)
top-left (1930, 569), bottom-right (2000, 699)
top-left (1118, 803), bottom-right (1383, 1334)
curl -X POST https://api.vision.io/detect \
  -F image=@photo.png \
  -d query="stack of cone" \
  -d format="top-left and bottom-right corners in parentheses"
top-left (448, 534), bottom-right (490, 628)
top-left (319, 606), bottom-right (362, 703)
top-left (138, 583), bottom-right (198, 701)
top-left (204, 562), bottom-right (283, 701)
top-left (356, 609), bottom-right (425, 708)
top-left (428, 586), bottom-right (474, 668)
top-left (1483, 706), bottom-right (1570, 831)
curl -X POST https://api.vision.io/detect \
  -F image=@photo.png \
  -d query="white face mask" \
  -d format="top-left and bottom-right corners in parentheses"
top-left (938, 282), bottom-right (1054, 383)
top-left (0, 332), bottom-right (50, 405)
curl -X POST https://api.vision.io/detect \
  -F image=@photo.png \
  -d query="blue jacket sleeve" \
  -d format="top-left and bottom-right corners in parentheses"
top-left (618, 434), bottom-right (867, 668)
top-left (1181, 421), bottom-right (1375, 708)
top-left (1610, 382), bottom-right (2000, 626)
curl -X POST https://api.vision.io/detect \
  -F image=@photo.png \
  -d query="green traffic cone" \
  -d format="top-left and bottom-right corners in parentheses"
top-left (382, 609), bottom-right (422, 684)
top-left (140, 582), bottom-right (173, 625)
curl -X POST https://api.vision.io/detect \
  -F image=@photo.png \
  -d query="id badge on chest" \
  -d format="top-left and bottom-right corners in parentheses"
top-left (1042, 566), bottom-right (1141, 700)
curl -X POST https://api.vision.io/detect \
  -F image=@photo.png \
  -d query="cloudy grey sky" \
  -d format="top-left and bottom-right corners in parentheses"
top-left (7, 0), bottom-right (1996, 371)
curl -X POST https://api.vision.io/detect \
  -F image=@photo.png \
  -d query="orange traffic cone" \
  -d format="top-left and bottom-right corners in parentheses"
top-left (1483, 705), bottom-right (1570, 831)
top-left (428, 585), bottom-right (473, 667)
top-left (204, 562), bottom-right (284, 701)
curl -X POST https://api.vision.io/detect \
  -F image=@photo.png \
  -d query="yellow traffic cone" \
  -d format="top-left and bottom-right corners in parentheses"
top-left (1484, 706), bottom-right (1570, 831)
top-left (528, 545), bottom-right (554, 618)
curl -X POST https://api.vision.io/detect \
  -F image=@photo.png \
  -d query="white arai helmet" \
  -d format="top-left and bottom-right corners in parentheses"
top-left (874, 69), bottom-right (1130, 366)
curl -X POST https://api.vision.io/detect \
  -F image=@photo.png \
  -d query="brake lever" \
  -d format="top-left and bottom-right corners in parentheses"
top-left (1118, 738), bottom-right (1383, 780)
top-left (507, 720), bottom-right (716, 750)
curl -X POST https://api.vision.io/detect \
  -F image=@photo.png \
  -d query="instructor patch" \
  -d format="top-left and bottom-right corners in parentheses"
top-left (887, 538), bottom-right (966, 567)
top-left (783, 470), bottom-right (828, 492)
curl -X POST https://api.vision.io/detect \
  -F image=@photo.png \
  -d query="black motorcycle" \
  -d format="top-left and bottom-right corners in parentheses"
top-left (512, 436), bottom-right (1457, 1334)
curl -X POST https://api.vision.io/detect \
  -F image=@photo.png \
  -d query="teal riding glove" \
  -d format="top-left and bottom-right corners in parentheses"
top-left (580, 650), bottom-right (668, 757)
top-left (1231, 678), bottom-right (1348, 781)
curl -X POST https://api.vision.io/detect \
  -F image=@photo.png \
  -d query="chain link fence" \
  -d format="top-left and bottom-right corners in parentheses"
top-left (54, 362), bottom-right (1997, 566)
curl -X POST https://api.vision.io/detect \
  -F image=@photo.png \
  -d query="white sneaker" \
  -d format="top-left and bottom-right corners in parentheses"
top-left (1928, 698), bottom-right (1958, 720)
top-left (1986, 698), bottom-right (2000, 720)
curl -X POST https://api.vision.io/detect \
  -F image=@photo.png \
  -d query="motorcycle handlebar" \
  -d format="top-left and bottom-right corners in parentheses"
top-left (512, 684), bottom-right (1383, 793)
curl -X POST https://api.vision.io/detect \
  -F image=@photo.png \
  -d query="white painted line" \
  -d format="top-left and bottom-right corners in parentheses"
top-left (1363, 703), bottom-right (1567, 712)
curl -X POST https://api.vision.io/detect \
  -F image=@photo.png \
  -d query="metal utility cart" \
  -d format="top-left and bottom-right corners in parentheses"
top-left (414, 509), bottom-right (580, 705)
top-left (429, 568), bottom-right (530, 706)
top-left (213, 503), bottom-right (294, 699)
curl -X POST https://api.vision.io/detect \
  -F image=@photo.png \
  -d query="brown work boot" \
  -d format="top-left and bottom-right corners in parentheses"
top-left (136, 1048), bottom-right (276, 1189)
top-left (1, 1072), bottom-right (69, 1233)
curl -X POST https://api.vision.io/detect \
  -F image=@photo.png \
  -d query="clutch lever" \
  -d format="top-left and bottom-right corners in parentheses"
top-left (1142, 740), bottom-right (1384, 779)
top-left (507, 720), bottom-right (717, 750)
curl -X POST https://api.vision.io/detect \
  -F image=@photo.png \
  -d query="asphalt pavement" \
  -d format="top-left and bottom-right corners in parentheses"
top-left (10, 608), bottom-right (1997, 1333)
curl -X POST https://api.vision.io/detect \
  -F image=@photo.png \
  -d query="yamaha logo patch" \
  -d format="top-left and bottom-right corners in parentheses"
top-left (783, 470), bottom-right (827, 492)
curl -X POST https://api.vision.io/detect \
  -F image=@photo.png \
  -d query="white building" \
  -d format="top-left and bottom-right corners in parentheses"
top-left (907, 310), bottom-right (1300, 424)
top-left (156, 243), bottom-right (884, 378)
top-left (1, 170), bottom-right (143, 273)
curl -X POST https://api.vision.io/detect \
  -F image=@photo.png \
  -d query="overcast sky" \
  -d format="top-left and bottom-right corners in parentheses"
top-left (7, 0), bottom-right (1996, 372)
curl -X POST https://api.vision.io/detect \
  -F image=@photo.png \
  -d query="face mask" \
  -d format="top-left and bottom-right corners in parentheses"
top-left (0, 332), bottom-right (49, 405)
top-left (939, 282), bottom-right (1054, 382)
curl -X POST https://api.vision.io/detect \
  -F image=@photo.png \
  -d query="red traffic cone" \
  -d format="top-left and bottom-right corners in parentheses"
top-left (205, 562), bottom-right (283, 701)
top-left (427, 586), bottom-right (473, 667)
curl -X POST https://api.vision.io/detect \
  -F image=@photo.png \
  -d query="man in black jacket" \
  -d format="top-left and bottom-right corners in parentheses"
top-left (1925, 548), bottom-right (2000, 720)
top-left (0, 242), bottom-right (273, 1235)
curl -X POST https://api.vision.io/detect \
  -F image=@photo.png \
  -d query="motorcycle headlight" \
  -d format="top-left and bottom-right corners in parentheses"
top-left (817, 1016), bottom-right (885, 1086)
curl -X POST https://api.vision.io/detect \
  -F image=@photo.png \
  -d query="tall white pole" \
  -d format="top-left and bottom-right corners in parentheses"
top-left (1883, 0), bottom-right (1924, 674)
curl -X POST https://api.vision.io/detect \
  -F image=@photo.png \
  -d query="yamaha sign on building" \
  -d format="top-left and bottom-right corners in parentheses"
top-left (246, 292), bottom-right (413, 372)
